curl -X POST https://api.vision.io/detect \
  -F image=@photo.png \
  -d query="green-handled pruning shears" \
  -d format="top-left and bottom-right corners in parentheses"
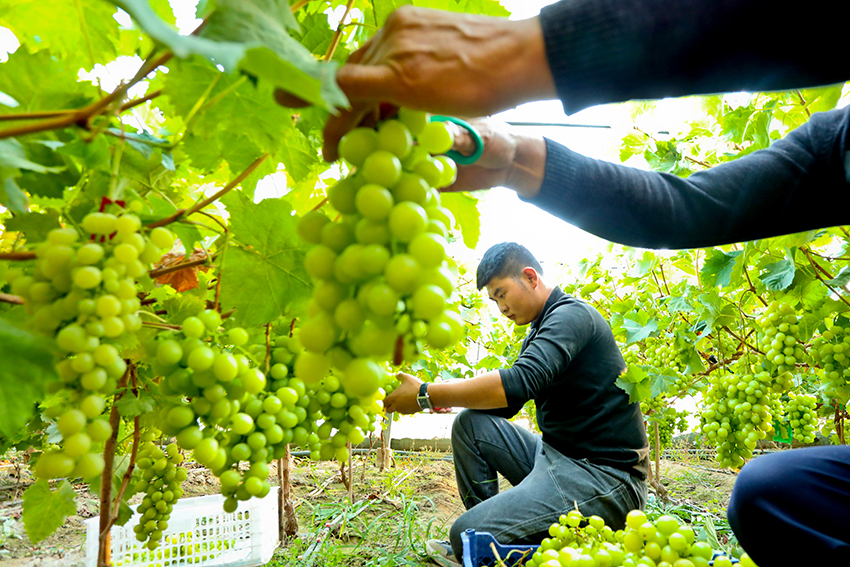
top-left (429, 116), bottom-right (484, 165)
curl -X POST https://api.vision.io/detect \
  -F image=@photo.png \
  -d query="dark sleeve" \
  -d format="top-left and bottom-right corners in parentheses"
top-left (539, 0), bottom-right (850, 115)
top-left (524, 107), bottom-right (850, 249)
top-left (499, 303), bottom-right (594, 406)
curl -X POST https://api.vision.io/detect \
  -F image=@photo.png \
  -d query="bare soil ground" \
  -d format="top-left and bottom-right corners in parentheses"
top-left (0, 451), bottom-right (739, 567)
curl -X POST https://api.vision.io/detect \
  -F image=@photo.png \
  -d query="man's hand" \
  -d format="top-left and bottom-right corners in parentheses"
top-left (309, 6), bottom-right (555, 162)
top-left (442, 118), bottom-right (547, 199)
top-left (383, 371), bottom-right (424, 415)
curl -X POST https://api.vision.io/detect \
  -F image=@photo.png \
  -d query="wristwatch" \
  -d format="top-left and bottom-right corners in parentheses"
top-left (417, 383), bottom-right (434, 412)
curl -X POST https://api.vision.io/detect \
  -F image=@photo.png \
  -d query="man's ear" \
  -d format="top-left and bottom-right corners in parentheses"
top-left (522, 267), bottom-right (539, 287)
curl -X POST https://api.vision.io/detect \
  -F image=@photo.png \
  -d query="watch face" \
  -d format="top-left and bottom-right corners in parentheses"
top-left (417, 395), bottom-right (429, 410)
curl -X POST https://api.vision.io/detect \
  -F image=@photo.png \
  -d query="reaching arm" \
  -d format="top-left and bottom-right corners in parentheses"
top-left (540, 0), bottom-right (850, 115)
top-left (382, 371), bottom-right (508, 415)
top-left (526, 106), bottom-right (850, 249)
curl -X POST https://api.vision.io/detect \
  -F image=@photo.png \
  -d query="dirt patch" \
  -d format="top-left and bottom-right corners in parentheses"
top-left (2, 451), bottom-right (743, 567)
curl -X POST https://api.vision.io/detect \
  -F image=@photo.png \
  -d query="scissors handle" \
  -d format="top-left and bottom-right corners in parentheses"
top-left (429, 115), bottom-right (484, 165)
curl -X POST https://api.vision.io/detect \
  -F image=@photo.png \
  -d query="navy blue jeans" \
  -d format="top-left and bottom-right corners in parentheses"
top-left (448, 410), bottom-right (647, 559)
top-left (727, 446), bottom-right (850, 565)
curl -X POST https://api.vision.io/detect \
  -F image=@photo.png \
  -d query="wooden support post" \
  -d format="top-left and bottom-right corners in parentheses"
top-left (280, 445), bottom-right (298, 541)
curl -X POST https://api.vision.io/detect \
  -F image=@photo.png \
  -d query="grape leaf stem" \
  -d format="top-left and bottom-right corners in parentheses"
top-left (0, 293), bottom-right (24, 304)
top-left (98, 364), bottom-right (132, 567)
top-left (146, 153), bottom-right (269, 228)
top-left (801, 247), bottom-right (850, 308)
top-left (324, 0), bottom-right (356, 62)
top-left (0, 251), bottom-right (36, 260)
top-left (110, 369), bottom-right (141, 526)
top-left (148, 256), bottom-right (210, 278)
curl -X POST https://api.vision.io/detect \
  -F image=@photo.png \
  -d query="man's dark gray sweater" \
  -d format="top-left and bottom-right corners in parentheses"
top-left (496, 287), bottom-right (649, 479)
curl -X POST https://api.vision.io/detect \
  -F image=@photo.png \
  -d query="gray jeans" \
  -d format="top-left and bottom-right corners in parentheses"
top-left (448, 410), bottom-right (647, 558)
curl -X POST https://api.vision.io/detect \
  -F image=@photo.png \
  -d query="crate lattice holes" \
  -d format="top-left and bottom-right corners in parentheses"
top-left (85, 488), bottom-right (279, 567)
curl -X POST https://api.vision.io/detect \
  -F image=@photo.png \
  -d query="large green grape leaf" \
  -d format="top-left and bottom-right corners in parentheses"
top-left (622, 314), bottom-right (658, 344)
top-left (759, 258), bottom-right (795, 291)
top-left (116, 0), bottom-right (345, 110)
top-left (16, 141), bottom-right (81, 199)
top-left (0, 320), bottom-right (59, 439)
top-left (0, 0), bottom-right (120, 70)
top-left (3, 210), bottom-right (61, 243)
top-left (441, 192), bottom-right (480, 249)
top-left (163, 58), bottom-right (322, 184)
top-left (699, 249), bottom-right (743, 288)
top-left (616, 366), bottom-right (651, 403)
top-left (0, 50), bottom-right (97, 113)
top-left (22, 480), bottom-right (77, 544)
top-left (218, 192), bottom-right (311, 326)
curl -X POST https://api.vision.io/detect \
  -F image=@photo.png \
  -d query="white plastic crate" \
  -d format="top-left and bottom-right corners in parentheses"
top-left (85, 487), bottom-right (279, 567)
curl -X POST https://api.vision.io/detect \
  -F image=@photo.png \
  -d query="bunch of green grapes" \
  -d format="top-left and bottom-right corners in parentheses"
top-left (643, 339), bottom-right (690, 374)
top-left (756, 299), bottom-right (808, 374)
top-left (810, 320), bottom-right (850, 404)
top-left (525, 509), bottom-right (754, 567)
top-left (132, 438), bottom-right (188, 550)
top-left (308, 366), bottom-right (386, 462)
top-left (5, 215), bottom-right (174, 480)
top-left (640, 395), bottom-right (689, 458)
top-left (296, 109), bottom-right (464, 376)
top-left (783, 392), bottom-right (818, 444)
top-left (699, 369), bottom-right (782, 468)
top-left (153, 311), bottom-right (312, 510)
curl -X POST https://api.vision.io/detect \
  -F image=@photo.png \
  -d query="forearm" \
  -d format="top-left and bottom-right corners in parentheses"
top-left (540, 0), bottom-right (850, 114)
top-left (527, 107), bottom-right (850, 249)
top-left (428, 370), bottom-right (508, 410)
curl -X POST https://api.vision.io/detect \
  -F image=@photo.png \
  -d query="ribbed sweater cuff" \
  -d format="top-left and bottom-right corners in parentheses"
top-left (520, 138), bottom-right (579, 218)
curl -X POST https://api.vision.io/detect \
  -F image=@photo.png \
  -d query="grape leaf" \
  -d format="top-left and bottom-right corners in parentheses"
top-left (0, 0), bottom-right (121, 70)
top-left (22, 479), bottom-right (77, 544)
top-left (153, 248), bottom-right (210, 292)
top-left (759, 258), bottom-right (795, 291)
top-left (16, 141), bottom-right (81, 199)
top-left (0, 320), bottom-right (59, 439)
top-left (0, 50), bottom-right (97, 112)
top-left (622, 315), bottom-right (658, 344)
top-left (699, 249), bottom-right (743, 288)
top-left (662, 295), bottom-right (693, 314)
top-left (117, 0), bottom-right (345, 110)
top-left (163, 294), bottom-right (206, 325)
top-left (219, 192), bottom-right (311, 326)
top-left (827, 266), bottom-right (850, 288)
top-left (115, 394), bottom-right (156, 417)
top-left (4, 210), bottom-right (61, 243)
top-left (648, 372), bottom-right (679, 398)
top-left (0, 177), bottom-right (28, 212)
top-left (616, 369), bottom-right (651, 403)
top-left (440, 192), bottom-right (480, 249)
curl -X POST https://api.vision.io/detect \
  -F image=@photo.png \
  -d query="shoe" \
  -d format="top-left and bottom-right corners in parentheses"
top-left (426, 539), bottom-right (462, 567)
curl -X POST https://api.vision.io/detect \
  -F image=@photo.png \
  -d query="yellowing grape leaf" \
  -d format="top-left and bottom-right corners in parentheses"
top-left (153, 248), bottom-right (210, 292)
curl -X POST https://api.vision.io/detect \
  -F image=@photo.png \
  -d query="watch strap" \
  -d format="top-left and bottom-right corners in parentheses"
top-left (417, 382), bottom-right (434, 411)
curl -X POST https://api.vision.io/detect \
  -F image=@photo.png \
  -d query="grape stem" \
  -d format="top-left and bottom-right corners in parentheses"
top-left (98, 363), bottom-right (133, 567)
top-left (149, 255), bottom-right (210, 278)
top-left (0, 293), bottom-right (24, 305)
top-left (110, 371), bottom-right (141, 525)
top-left (141, 321), bottom-right (182, 331)
top-left (118, 89), bottom-right (163, 113)
top-left (0, 50), bottom-right (173, 141)
top-left (801, 247), bottom-right (850, 308)
top-left (146, 153), bottom-right (269, 228)
top-left (0, 251), bottom-right (36, 260)
top-left (324, 0), bottom-right (356, 62)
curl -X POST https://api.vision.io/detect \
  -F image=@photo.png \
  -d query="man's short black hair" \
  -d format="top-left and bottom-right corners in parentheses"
top-left (476, 242), bottom-right (543, 290)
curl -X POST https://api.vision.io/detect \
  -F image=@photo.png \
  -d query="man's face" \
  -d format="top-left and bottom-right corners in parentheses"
top-left (485, 275), bottom-right (540, 326)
